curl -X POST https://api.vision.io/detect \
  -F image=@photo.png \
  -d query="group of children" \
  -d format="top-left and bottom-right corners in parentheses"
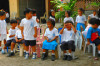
top-left (0, 8), bottom-right (100, 62)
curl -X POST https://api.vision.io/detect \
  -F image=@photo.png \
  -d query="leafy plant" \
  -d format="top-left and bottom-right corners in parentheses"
top-left (87, 2), bottom-right (100, 8)
top-left (50, 0), bottom-right (77, 20)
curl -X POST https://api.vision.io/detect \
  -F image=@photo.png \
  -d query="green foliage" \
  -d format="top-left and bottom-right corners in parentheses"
top-left (87, 2), bottom-right (100, 8)
top-left (50, 0), bottom-right (77, 20)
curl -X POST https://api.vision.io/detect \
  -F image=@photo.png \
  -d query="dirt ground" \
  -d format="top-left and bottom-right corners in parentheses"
top-left (0, 23), bottom-right (100, 66)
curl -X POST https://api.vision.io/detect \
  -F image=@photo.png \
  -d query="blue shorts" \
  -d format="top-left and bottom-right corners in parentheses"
top-left (77, 23), bottom-right (85, 31)
top-left (42, 40), bottom-right (58, 50)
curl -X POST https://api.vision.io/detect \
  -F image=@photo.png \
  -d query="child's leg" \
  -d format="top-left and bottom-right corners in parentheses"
top-left (23, 43), bottom-right (26, 52)
top-left (51, 50), bottom-right (55, 61)
top-left (11, 42), bottom-right (15, 52)
top-left (31, 46), bottom-right (36, 54)
top-left (97, 44), bottom-right (100, 55)
top-left (0, 41), bottom-right (1, 50)
top-left (4, 40), bottom-right (6, 46)
top-left (68, 49), bottom-right (72, 55)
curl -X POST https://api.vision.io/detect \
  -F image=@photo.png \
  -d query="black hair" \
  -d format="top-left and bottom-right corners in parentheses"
top-left (65, 10), bottom-right (71, 17)
top-left (32, 9), bottom-right (36, 14)
top-left (93, 10), bottom-right (97, 12)
top-left (10, 19), bottom-right (17, 24)
top-left (47, 19), bottom-right (55, 27)
top-left (89, 18), bottom-right (100, 25)
top-left (97, 9), bottom-right (100, 18)
top-left (78, 8), bottom-right (85, 13)
top-left (49, 9), bottom-right (55, 17)
top-left (0, 10), bottom-right (5, 16)
top-left (24, 8), bottom-right (32, 15)
top-left (65, 20), bottom-right (73, 25)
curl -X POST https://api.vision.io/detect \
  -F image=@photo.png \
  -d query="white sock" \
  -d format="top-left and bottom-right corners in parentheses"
top-left (11, 51), bottom-right (13, 52)
top-left (52, 53), bottom-right (55, 55)
top-left (64, 53), bottom-right (68, 55)
top-left (26, 51), bottom-right (29, 54)
top-left (68, 53), bottom-right (71, 56)
top-left (98, 51), bottom-right (100, 54)
top-left (43, 52), bottom-right (46, 54)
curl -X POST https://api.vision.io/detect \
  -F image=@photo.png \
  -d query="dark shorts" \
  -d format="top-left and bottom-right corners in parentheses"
top-left (12, 38), bottom-right (25, 44)
top-left (25, 40), bottom-right (36, 46)
top-left (93, 38), bottom-right (100, 46)
top-left (5, 39), bottom-right (15, 47)
top-left (60, 40), bottom-right (75, 51)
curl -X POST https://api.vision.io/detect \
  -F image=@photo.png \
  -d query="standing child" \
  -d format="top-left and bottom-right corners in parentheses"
top-left (7, 22), bottom-right (26, 57)
top-left (20, 8), bottom-right (37, 59)
top-left (87, 18), bottom-right (100, 57)
top-left (1, 19), bottom-right (17, 54)
top-left (60, 20), bottom-right (76, 61)
top-left (49, 9), bottom-right (55, 21)
top-left (32, 9), bottom-right (39, 28)
top-left (75, 8), bottom-right (87, 31)
top-left (64, 11), bottom-right (74, 23)
top-left (41, 19), bottom-right (58, 61)
top-left (0, 10), bottom-right (7, 51)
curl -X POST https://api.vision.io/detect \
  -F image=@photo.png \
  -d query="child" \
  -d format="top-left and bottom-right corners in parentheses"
top-left (1, 19), bottom-right (17, 54)
top-left (20, 8), bottom-right (37, 59)
top-left (41, 19), bottom-right (58, 61)
top-left (7, 22), bottom-right (26, 57)
top-left (32, 9), bottom-right (39, 28)
top-left (75, 8), bottom-right (87, 31)
top-left (64, 11), bottom-right (74, 23)
top-left (60, 20), bottom-right (76, 61)
top-left (88, 10), bottom-right (98, 20)
top-left (87, 18), bottom-right (100, 56)
top-left (49, 9), bottom-right (55, 21)
top-left (0, 10), bottom-right (7, 51)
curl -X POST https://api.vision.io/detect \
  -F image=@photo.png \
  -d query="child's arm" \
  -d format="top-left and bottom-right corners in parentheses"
top-left (9, 35), bottom-right (15, 38)
top-left (60, 24), bottom-right (65, 34)
top-left (20, 26), bottom-right (24, 38)
top-left (34, 27), bottom-right (37, 38)
top-left (85, 21), bottom-right (87, 27)
top-left (87, 39), bottom-right (90, 45)
top-left (71, 24), bottom-right (77, 33)
top-left (75, 22), bottom-right (77, 29)
top-left (49, 36), bottom-right (58, 42)
top-left (44, 36), bottom-right (49, 41)
top-left (15, 36), bottom-right (19, 42)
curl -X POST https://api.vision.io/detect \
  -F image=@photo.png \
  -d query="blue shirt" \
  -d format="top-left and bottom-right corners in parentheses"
top-left (87, 27), bottom-right (100, 39)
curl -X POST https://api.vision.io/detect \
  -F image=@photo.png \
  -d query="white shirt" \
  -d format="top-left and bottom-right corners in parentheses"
top-left (0, 20), bottom-right (7, 34)
top-left (20, 18), bottom-right (37, 40)
top-left (49, 16), bottom-right (55, 21)
top-left (7, 28), bottom-right (17, 40)
top-left (61, 28), bottom-right (75, 42)
top-left (6, 13), bottom-right (9, 18)
top-left (44, 28), bottom-right (59, 40)
top-left (32, 16), bottom-right (39, 28)
top-left (89, 14), bottom-right (98, 19)
top-left (76, 15), bottom-right (86, 24)
top-left (15, 29), bottom-right (22, 38)
top-left (64, 17), bottom-right (74, 23)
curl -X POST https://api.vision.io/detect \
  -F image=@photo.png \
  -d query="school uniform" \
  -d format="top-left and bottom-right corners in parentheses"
top-left (42, 28), bottom-right (59, 50)
top-left (76, 15), bottom-right (86, 31)
top-left (60, 28), bottom-right (75, 51)
top-left (0, 20), bottom-right (7, 41)
top-left (20, 18), bottom-right (37, 46)
top-left (64, 17), bottom-right (74, 23)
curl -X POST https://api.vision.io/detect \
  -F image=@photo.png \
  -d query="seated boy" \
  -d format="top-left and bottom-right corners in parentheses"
top-left (87, 18), bottom-right (100, 56)
top-left (60, 20), bottom-right (76, 61)
top-left (7, 22), bottom-right (26, 57)
top-left (2, 19), bottom-right (17, 54)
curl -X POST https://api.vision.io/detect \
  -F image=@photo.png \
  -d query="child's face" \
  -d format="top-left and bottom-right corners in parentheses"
top-left (65, 23), bottom-right (72, 30)
top-left (65, 12), bottom-right (69, 17)
top-left (93, 11), bottom-right (96, 15)
top-left (78, 10), bottom-right (82, 15)
top-left (26, 12), bottom-right (32, 19)
top-left (0, 14), bottom-right (6, 20)
top-left (92, 24), bottom-right (99, 29)
top-left (51, 11), bottom-right (55, 16)
top-left (11, 23), bottom-right (17, 28)
top-left (47, 22), bottom-right (53, 28)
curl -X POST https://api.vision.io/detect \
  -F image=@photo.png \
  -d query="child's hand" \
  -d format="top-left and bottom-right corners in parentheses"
top-left (36, 19), bottom-right (39, 23)
top-left (19, 39), bottom-right (22, 42)
top-left (63, 24), bottom-right (66, 28)
top-left (87, 41), bottom-right (90, 45)
top-left (34, 33), bottom-right (37, 38)
top-left (47, 38), bottom-right (49, 42)
top-left (16, 39), bottom-right (19, 42)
